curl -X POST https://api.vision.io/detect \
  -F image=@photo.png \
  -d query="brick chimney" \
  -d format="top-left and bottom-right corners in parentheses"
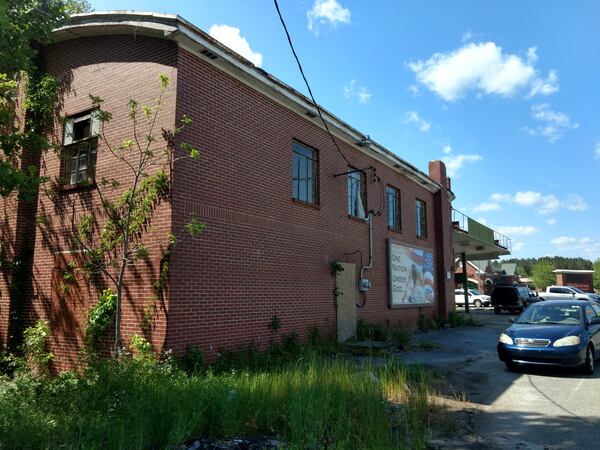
top-left (428, 160), bottom-right (450, 190)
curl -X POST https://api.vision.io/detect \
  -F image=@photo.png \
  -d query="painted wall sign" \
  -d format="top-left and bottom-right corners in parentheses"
top-left (388, 241), bottom-right (435, 306)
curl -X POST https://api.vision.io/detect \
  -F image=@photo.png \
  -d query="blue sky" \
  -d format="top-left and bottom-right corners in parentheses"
top-left (90, 0), bottom-right (600, 260)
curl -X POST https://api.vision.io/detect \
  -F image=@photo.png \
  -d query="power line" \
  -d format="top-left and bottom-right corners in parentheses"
top-left (272, 0), bottom-right (351, 167)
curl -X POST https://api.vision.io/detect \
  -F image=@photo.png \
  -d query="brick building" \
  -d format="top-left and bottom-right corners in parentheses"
top-left (1, 12), bottom-right (493, 369)
top-left (553, 269), bottom-right (594, 292)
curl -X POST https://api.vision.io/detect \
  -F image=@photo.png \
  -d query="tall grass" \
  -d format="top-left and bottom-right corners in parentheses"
top-left (0, 356), bottom-right (430, 449)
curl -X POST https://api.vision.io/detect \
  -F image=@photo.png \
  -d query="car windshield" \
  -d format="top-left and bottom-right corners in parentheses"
top-left (569, 287), bottom-right (584, 293)
top-left (469, 289), bottom-right (481, 295)
top-left (516, 304), bottom-right (582, 325)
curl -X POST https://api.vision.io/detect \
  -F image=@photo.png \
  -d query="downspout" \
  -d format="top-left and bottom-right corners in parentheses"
top-left (357, 211), bottom-right (374, 304)
top-left (359, 211), bottom-right (374, 281)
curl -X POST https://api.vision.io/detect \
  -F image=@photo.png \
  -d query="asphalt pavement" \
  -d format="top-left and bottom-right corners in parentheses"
top-left (396, 308), bottom-right (600, 450)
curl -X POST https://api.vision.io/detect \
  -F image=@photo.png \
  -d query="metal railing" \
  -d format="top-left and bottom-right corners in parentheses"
top-left (451, 208), bottom-right (511, 251)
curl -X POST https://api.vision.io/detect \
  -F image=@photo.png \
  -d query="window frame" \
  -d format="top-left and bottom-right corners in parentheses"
top-left (291, 141), bottom-right (319, 205)
top-left (347, 167), bottom-right (367, 219)
top-left (415, 198), bottom-right (428, 238)
top-left (61, 110), bottom-right (99, 186)
top-left (386, 185), bottom-right (401, 232)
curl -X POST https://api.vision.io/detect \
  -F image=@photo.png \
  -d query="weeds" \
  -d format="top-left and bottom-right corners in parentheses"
top-left (447, 311), bottom-right (480, 328)
top-left (0, 355), bottom-right (432, 449)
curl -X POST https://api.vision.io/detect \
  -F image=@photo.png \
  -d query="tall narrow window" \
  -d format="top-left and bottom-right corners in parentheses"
top-left (387, 186), bottom-right (401, 231)
top-left (61, 110), bottom-right (99, 185)
top-left (416, 199), bottom-right (427, 238)
top-left (347, 169), bottom-right (366, 218)
top-left (292, 142), bottom-right (318, 204)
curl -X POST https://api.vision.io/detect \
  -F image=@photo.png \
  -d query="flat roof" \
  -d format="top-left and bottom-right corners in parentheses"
top-left (552, 269), bottom-right (594, 274)
top-left (52, 11), bottom-right (450, 196)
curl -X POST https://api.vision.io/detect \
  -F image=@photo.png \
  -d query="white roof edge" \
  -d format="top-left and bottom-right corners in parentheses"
top-left (53, 11), bottom-right (446, 194)
top-left (552, 269), bottom-right (594, 273)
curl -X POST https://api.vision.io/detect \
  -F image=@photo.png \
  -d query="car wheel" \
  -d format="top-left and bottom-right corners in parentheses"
top-left (494, 307), bottom-right (501, 314)
top-left (474, 299), bottom-right (482, 308)
top-left (582, 345), bottom-right (595, 375)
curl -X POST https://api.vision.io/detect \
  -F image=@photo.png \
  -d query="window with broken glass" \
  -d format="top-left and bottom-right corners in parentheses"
top-left (347, 169), bottom-right (366, 219)
top-left (61, 110), bottom-right (99, 185)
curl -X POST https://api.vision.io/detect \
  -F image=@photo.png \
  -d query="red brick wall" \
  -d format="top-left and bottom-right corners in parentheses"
top-left (168, 46), bottom-right (453, 357)
top-left (0, 35), bottom-right (178, 370)
top-left (1, 32), bottom-right (454, 368)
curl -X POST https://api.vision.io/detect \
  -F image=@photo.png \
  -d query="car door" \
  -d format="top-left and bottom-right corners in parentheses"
top-left (455, 289), bottom-right (466, 305)
top-left (590, 304), bottom-right (600, 352)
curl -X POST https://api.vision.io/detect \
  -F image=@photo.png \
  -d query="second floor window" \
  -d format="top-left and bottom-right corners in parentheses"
top-left (292, 142), bottom-right (317, 204)
top-left (61, 111), bottom-right (99, 185)
top-left (416, 199), bottom-right (427, 238)
top-left (348, 169), bottom-right (366, 218)
top-left (387, 186), bottom-right (401, 231)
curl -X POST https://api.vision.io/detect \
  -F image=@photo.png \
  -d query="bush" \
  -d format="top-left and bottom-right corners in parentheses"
top-left (21, 320), bottom-right (53, 376)
top-left (84, 289), bottom-right (117, 355)
top-left (448, 311), bottom-right (479, 328)
top-left (391, 324), bottom-right (412, 350)
top-left (180, 345), bottom-right (205, 374)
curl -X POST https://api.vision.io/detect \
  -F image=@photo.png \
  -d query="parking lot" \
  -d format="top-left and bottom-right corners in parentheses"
top-left (399, 309), bottom-right (600, 449)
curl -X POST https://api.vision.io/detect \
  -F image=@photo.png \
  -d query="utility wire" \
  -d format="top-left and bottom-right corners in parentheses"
top-left (273, 0), bottom-right (385, 218)
top-left (273, 0), bottom-right (351, 167)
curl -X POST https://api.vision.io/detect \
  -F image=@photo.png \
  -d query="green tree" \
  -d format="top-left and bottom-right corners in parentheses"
top-left (593, 258), bottom-right (600, 293)
top-left (532, 260), bottom-right (556, 290)
top-left (65, 75), bottom-right (203, 358)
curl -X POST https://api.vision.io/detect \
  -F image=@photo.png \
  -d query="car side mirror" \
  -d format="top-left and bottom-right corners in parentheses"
top-left (509, 317), bottom-right (515, 323)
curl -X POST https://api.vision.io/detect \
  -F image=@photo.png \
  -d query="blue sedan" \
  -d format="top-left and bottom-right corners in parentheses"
top-left (497, 300), bottom-right (600, 374)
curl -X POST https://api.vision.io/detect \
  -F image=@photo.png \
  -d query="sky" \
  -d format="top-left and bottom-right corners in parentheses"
top-left (90, 0), bottom-right (600, 261)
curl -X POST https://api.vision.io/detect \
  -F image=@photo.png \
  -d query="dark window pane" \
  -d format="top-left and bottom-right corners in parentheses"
top-left (292, 143), bottom-right (317, 204)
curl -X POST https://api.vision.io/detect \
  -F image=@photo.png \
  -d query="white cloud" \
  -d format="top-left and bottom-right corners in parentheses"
top-left (343, 80), bottom-right (371, 104)
top-left (528, 70), bottom-right (559, 97)
top-left (307, 0), bottom-right (351, 34)
top-left (550, 236), bottom-right (578, 246)
top-left (487, 191), bottom-right (587, 215)
top-left (442, 153), bottom-right (482, 178)
top-left (546, 218), bottom-right (557, 226)
top-left (495, 225), bottom-right (539, 236)
top-left (595, 142), bottom-right (600, 159)
top-left (473, 202), bottom-right (501, 212)
top-left (461, 30), bottom-right (475, 43)
top-left (513, 241), bottom-right (525, 252)
top-left (209, 24), bottom-right (263, 67)
top-left (404, 110), bottom-right (431, 132)
top-left (442, 144), bottom-right (453, 154)
top-left (407, 42), bottom-right (559, 101)
top-left (408, 84), bottom-right (420, 96)
top-left (550, 236), bottom-right (600, 257)
top-left (522, 103), bottom-right (579, 143)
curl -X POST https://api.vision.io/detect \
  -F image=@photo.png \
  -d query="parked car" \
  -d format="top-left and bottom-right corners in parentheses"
top-left (538, 286), bottom-right (600, 303)
top-left (491, 285), bottom-right (538, 314)
top-left (454, 288), bottom-right (491, 307)
top-left (497, 300), bottom-right (600, 374)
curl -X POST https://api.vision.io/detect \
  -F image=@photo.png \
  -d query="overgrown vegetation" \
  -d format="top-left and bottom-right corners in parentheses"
top-left (0, 338), bottom-right (435, 450)
top-left (83, 288), bottom-right (117, 355)
top-left (447, 311), bottom-right (479, 328)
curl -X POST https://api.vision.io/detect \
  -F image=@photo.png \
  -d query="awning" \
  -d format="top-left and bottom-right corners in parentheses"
top-left (452, 209), bottom-right (511, 260)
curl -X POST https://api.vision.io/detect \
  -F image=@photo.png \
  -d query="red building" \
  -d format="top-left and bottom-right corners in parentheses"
top-left (553, 269), bottom-right (594, 292)
top-left (1, 12), bottom-right (462, 369)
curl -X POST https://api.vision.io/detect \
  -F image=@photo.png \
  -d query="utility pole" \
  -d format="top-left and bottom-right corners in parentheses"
top-left (462, 252), bottom-right (470, 313)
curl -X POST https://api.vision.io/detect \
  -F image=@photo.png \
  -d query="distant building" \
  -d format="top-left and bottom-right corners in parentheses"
top-left (553, 269), bottom-right (594, 292)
